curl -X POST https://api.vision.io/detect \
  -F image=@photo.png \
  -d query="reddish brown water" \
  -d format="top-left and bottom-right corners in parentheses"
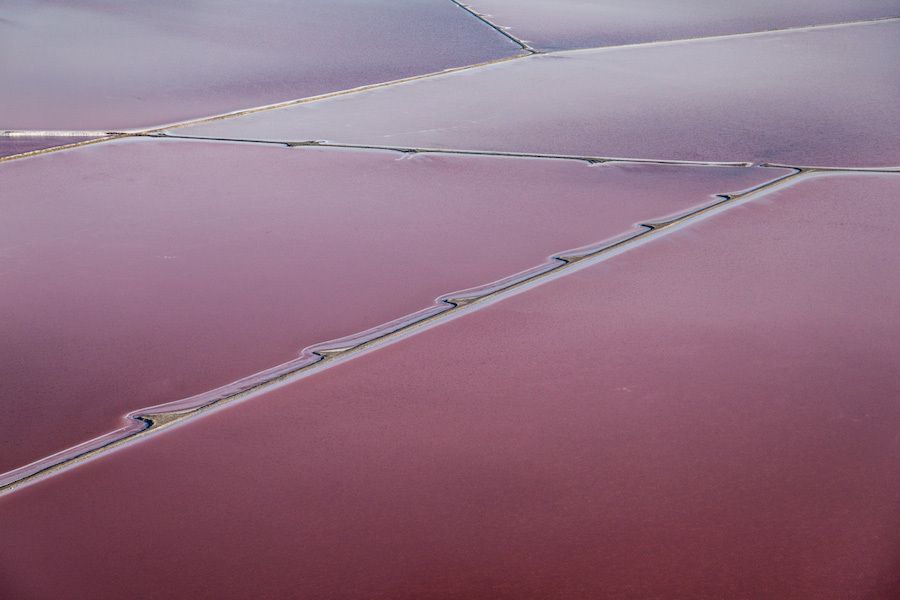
top-left (179, 20), bottom-right (900, 168)
top-left (0, 138), bottom-right (785, 474)
top-left (462, 0), bottom-right (900, 50)
top-left (0, 0), bottom-right (521, 131)
top-left (2, 173), bottom-right (896, 599)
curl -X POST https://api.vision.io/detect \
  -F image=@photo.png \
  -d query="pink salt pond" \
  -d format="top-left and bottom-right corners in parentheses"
top-left (0, 0), bottom-right (521, 131)
top-left (0, 136), bottom-right (97, 160)
top-left (177, 19), bottom-right (900, 168)
top-left (462, 0), bottom-right (900, 50)
top-left (1, 173), bottom-right (896, 599)
top-left (0, 137), bottom-right (786, 476)
top-left (1, 1), bottom-right (897, 596)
